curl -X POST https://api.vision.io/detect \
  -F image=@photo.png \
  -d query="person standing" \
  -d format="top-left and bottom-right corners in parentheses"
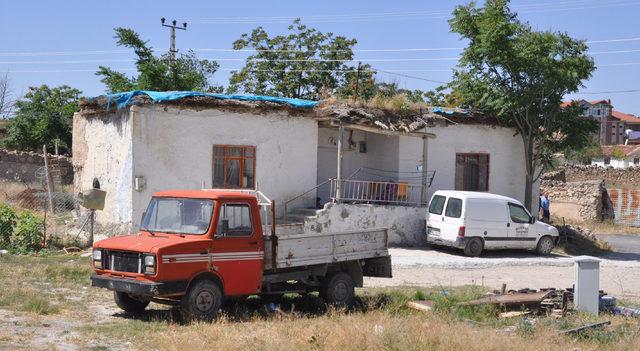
top-left (539, 192), bottom-right (550, 223)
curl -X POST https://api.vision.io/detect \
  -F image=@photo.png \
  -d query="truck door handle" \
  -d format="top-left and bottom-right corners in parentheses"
top-left (248, 241), bottom-right (258, 245)
top-left (200, 251), bottom-right (208, 255)
top-left (507, 223), bottom-right (510, 227)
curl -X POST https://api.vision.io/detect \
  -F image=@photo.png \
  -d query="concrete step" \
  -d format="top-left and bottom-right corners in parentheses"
top-left (282, 213), bottom-right (309, 223)
top-left (289, 207), bottom-right (320, 216)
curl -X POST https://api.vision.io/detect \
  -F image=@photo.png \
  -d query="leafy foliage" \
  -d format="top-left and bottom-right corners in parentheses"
top-left (228, 19), bottom-right (359, 100)
top-left (610, 148), bottom-right (626, 159)
top-left (3, 85), bottom-right (81, 153)
top-left (10, 211), bottom-right (44, 254)
top-left (97, 28), bottom-right (221, 93)
top-left (449, 0), bottom-right (596, 208)
top-left (0, 204), bottom-right (17, 246)
top-left (564, 141), bottom-right (604, 164)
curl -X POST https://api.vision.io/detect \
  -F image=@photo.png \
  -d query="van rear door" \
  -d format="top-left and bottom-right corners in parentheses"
top-left (426, 194), bottom-right (447, 240)
top-left (464, 199), bottom-right (510, 248)
top-left (441, 197), bottom-right (464, 242)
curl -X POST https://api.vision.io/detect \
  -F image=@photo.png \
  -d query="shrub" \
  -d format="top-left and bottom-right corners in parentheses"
top-left (10, 212), bottom-right (44, 254)
top-left (0, 203), bottom-right (17, 247)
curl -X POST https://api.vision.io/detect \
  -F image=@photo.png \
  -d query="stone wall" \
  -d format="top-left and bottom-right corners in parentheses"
top-left (561, 164), bottom-right (640, 185)
top-left (303, 202), bottom-right (426, 246)
top-left (0, 149), bottom-right (73, 185)
top-left (540, 179), bottom-right (614, 222)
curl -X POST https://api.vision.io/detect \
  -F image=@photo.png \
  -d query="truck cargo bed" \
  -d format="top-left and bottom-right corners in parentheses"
top-left (264, 228), bottom-right (389, 270)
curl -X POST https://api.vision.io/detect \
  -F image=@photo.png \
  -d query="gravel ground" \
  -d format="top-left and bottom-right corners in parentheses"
top-left (365, 246), bottom-right (640, 299)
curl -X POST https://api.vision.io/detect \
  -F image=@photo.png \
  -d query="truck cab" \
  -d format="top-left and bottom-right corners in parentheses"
top-left (91, 189), bottom-right (392, 320)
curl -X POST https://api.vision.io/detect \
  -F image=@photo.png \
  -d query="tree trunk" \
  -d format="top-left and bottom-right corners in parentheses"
top-left (522, 135), bottom-right (536, 212)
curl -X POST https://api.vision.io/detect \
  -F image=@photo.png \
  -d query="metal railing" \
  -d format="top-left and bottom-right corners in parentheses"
top-left (329, 178), bottom-right (429, 206)
top-left (282, 168), bottom-right (364, 222)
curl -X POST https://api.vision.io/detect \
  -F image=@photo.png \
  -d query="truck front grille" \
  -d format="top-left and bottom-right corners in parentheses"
top-left (108, 251), bottom-right (141, 274)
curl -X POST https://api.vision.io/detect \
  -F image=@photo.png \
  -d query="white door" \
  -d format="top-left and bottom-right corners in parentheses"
top-left (426, 194), bottom-right (447, 240)
top-left (441, 197), bottom-right (464, 241)
top-left (507, 203), bottom-right (537, 248)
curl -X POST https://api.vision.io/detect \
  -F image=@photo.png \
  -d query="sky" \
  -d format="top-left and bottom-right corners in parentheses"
top-left (1, 0), bottom-right (639, 114)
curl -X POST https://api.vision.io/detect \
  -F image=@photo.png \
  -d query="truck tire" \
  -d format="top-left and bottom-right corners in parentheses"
top-left (181, 279), bottom-right (223, 321)
top-left (113, 292), bottom-right (149, 314)
top-left (536, 236), bottom-right (555, 255)
top-left (464, 238), bottom-right (483, 257)
top-left (320, 272), bottom-right (355, 307)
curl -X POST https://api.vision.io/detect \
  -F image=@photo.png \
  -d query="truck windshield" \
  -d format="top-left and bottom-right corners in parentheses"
top-left (141, 197), bottom-right (214, 235)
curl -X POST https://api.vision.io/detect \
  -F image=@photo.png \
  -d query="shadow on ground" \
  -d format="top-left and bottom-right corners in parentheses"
top-left (112, 293), bottom-right (391, 325)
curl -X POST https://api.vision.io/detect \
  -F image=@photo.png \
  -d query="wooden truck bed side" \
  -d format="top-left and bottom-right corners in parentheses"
top-left (263, 228), bottom-right (389, 270)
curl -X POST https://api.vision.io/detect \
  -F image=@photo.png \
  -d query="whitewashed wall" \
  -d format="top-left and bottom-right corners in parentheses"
top-left (129, 106), bottom-right (318, 228)
top-left (399, 124), bottom-right (537, 208)
top-left (72, 109), bottom-right (134, 225)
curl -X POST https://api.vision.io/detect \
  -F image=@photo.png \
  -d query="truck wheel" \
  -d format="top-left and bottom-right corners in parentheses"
top-left (181, 279), bottom-right (223, 321)
top-left (320, 272), bottom-right (355, 307)
top-left (464, 238), bottom-right (483, 257)
top-left (113, 292), bottom-right (149, 314)
top-left (536, 236), bottom-right (555, 255)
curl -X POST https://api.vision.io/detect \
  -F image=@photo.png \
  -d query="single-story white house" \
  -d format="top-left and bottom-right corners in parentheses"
top-left (591, 145), bottom-right (640, 169)
top-left (73, 91), bottom-right (538, 245)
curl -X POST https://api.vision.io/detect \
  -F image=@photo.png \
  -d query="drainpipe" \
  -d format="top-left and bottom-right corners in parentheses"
top-left (420, 135), bottom-right (429, 205)
top-left (335, 123), bottom-right (344, 202)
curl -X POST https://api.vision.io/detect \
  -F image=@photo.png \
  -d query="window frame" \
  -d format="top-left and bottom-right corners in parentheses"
top-left (215, 202), bottom-right (254, 238)
top-left (212, 145), bottom-right (256, 189)
top-left (444, 197), bottom-right (463, 218)
top-left (508, 202), bottom-right (531, 224)
top-left (455, 153), bottom-right (490, 192)
top-left (428, 195), bottom-right (446, 215)
top-left (141, 197), bottom-right (214, 235)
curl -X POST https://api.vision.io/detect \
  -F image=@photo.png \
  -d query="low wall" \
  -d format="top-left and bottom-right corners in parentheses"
top-left (540, 180), bottom-right (614, 222)
top-left (303, 202), bottom-right (426, 246)
top-left (0, 149), bottom-right (73, 185)
top-left (563, 164), bottom-right (640, 185)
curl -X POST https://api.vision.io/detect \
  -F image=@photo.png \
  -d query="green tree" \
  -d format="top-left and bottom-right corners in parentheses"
top-left (449, 0), bottom-right (597, 209)
top-left (337, 64), bottom-right (377, 101)
top-left (3, 85), bottom-right (81, 153)
top-left (97, 28), bottom-right (221, 93)
top-left (228, 19), bottom-right (358, 100)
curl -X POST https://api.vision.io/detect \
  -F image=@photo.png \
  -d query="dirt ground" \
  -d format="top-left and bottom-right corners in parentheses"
top-left (366, 247), bottom-right (640, 299)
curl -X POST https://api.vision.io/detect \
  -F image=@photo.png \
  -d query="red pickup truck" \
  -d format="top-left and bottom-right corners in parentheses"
top-left (91, 189), bottom-right (392, 320)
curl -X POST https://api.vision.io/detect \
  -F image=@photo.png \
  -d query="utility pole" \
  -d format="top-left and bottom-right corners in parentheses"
top-left (161, 18), bottom-right (187, 60)
top-left (353, 62), bottom-right (362, 103)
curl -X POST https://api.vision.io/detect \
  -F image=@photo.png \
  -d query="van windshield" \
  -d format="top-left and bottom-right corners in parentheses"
top-left (141, 197), bottom-right (214, 235)
top-left (428, 195), bottom-right (446, 215)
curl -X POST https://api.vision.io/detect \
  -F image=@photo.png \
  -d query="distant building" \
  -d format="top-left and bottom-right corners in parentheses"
top-left (562, 99), bottom-right (640, 145)
top-left (591, 145), bottom-right (640, 169)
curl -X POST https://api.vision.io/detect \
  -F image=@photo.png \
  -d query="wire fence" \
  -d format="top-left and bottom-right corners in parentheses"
top-left (0, 177), bottom-right (93, 253)
top-left (608, 187), bottom-right (640, 227)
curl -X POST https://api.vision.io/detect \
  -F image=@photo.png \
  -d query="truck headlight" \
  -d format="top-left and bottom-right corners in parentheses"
top-left (143, 254), bottom-right (156, 275)
top-left (93, 249), bottom-right (103, 269)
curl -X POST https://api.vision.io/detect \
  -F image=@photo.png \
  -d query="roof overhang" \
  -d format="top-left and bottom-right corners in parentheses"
top-left (323, 120), bottom-right (436, 139)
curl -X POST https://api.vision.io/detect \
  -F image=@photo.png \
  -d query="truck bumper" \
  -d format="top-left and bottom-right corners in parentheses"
top-left (91, 274), bottom-right (187, 296)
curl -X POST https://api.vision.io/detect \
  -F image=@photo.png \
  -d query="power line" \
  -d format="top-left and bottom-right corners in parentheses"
top-left (372, 68), bottom-right (448, 84)
top-left (580, 89), bottom-right (640, 94)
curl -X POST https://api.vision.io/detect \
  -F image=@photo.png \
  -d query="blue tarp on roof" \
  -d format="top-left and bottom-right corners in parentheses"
top-left (102, 90), bottom-right (318, 110)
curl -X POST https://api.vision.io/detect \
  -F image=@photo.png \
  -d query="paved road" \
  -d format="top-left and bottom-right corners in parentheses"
top-left (365, 245), bottom-right (640, 299)
top-left (596, 234), bottom-right (640, 254)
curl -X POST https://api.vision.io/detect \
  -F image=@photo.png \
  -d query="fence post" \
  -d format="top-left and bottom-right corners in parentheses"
top-left (88, 209), bottom-right (95, 247)
top-left (420, 136), bottom-right (429, 205)
top-left (42, 144), bottom-right (55, 212)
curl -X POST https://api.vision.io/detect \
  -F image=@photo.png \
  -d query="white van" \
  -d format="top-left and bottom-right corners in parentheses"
top-left (425, 190), bottom-right (559, 257)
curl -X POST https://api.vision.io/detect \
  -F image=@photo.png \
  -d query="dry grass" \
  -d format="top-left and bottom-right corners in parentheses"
top-left (1, 255), bottom-right (640, 351)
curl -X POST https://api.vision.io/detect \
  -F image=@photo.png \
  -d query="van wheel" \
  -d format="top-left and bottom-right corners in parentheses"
top-left (320, 272), bottom-right (355, 307)
top-left (464, 238), bottom-right (483, 257)
top-left (181, 279), bottom-right (223, 321)
top-left (113, 292), bottom-right (149, 314)
top-left (536, 236), bottom-right (555, 255)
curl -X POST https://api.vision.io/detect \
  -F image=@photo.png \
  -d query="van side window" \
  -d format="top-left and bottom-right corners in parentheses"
top-left (445, 198), bottom-right (463, 218)
top-left (428, 195), bottom-right (446, 215)
top-left (217, 203), bottom-right (253, 237)
top-left (508, 203), bottom-right (530, 223)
